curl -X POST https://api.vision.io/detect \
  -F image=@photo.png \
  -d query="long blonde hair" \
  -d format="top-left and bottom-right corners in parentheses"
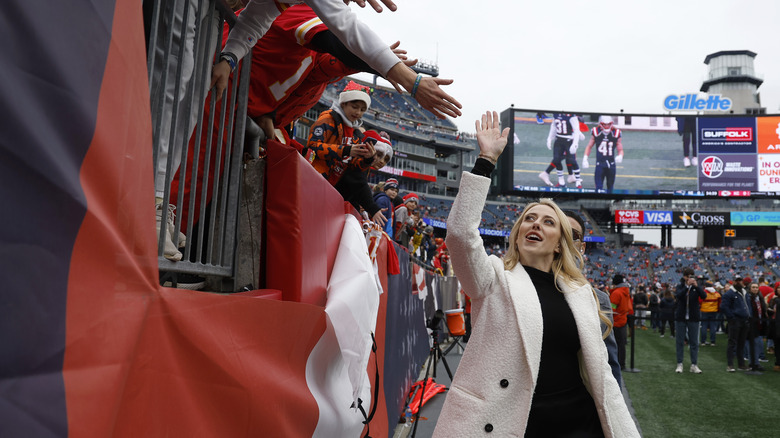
top-left (503, 199), bottom-right (613, 338)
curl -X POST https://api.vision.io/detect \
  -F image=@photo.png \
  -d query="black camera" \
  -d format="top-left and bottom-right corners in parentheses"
top-left (426, 309), bottom-right (444, 330)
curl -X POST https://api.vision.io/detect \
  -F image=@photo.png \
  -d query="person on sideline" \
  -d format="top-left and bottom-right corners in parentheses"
top-left (433, 111), bottom-right (639, 438)
top-left (722, 275), bottom-right (751, 372)
top-left (700, 280), bottom-right (722, 346)
top-left (564, 210), bottom-right (622, 388)
top-left (610, 274), bottom-right (633, 371)
top-left (659, 290), bottom-right (677, 338)
top-left (674, 268), bottom-right (707, 373)
top-left (746, 282), bottom-right (768, 371)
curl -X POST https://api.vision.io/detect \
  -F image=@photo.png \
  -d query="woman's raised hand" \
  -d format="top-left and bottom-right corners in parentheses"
top-left (475, 111), bottom-right (509, 164)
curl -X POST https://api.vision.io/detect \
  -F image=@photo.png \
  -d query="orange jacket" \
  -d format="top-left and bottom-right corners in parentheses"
top-left (699, 289), bottom-right (721, 313)
top-left (610, 285), bottom-right (633, 328)
top-left (305, 109), bottom-right (369, 185)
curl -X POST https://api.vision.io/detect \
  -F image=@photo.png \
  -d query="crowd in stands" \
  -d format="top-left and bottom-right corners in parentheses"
top-left (323, 78), bottom-right (472, 144)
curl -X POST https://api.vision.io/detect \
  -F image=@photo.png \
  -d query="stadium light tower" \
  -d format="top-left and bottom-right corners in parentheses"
top-left (371, 61), bottom-right (439, 87)
top-left (411, 61), bottom-right (439, 77)
top-left (700, 50), bottom-right (764, 114)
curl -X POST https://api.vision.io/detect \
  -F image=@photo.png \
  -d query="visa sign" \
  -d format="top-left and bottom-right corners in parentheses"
top-left (644, 211), bottom-right (673, 225)
top-left (615, 210), bottom-right (643, 224)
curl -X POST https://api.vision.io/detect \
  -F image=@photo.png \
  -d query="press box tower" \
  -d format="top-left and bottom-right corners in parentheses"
top-left (700, 50), bottom-right (764, 114)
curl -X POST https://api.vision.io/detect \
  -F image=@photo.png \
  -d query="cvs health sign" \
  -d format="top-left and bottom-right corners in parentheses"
top-left (644, 211), bottom-right (673, 225)
top-left (615, 210), bottom-right (643, 224)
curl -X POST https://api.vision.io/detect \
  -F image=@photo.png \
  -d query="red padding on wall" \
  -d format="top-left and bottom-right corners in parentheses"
top-left (264, 140), bottom-right (345, 306)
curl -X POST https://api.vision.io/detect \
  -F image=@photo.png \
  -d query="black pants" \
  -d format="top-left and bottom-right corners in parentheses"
top-left (727, 318), bottom-right (749, 367)
top-left (550, 137), bottom-right (573, 171)
top-left (613, 325), bottom-right (627, 369)
top-left (659, 316), bottom-right (675, 336)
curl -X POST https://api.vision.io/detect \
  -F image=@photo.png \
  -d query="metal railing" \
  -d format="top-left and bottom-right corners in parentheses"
top-left (147, 0), bottom-right (253, 288)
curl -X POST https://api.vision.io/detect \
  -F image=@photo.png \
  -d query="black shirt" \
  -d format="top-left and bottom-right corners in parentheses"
top-left (524, 266), bottom-right (604, 437)
top-left (525, 266), bottom-right (584, 394)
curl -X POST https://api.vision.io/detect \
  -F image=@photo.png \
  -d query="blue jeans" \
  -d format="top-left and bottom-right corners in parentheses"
top-left (675, 320), bottom-right (701, 364)
top-left (700, 312), bottom-right (718, 344)
top-left (746, 336), bottom-right (765, 365)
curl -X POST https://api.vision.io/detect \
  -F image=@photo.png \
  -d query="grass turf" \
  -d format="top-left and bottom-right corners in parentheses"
top-left (623, 326), bottom-right (780, 437)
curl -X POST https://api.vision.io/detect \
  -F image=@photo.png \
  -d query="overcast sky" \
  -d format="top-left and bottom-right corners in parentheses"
top-left (352, 0), bottom-right (780, 133)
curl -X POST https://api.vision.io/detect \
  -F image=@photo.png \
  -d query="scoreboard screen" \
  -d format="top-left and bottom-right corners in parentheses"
top-left (502, 108), bottom-right (780, 199)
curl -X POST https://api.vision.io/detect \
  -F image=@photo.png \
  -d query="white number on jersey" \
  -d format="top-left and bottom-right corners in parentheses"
top-left (269, 56), bottom-right (313, 101)
top-left (554, 118), bottom-right (571, 136)
top-left (597, 140), bottom-right (614, 157)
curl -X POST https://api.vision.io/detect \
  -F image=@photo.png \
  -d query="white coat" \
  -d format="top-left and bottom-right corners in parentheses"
top-left (433, 172), bottom-right (640, 438)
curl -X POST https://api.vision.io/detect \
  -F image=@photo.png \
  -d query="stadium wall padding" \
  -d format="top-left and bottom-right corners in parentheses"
top-left (0, 0), bottom-right (436, 436)
top-left (265, 140), bottom-right (346, 306)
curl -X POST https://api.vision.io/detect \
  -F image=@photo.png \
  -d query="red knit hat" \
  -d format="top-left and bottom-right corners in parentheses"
top-left (403, 193), bottom-right (419, 204)
top-left (362, 130), bottom-right (393, 162)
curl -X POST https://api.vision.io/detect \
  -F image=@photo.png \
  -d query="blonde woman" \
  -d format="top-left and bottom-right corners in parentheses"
top-left (433, 112), bottom-right (639, 438)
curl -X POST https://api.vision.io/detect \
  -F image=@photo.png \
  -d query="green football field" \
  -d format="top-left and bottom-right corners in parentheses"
top-left (624, 327), bottom-right (780, 437)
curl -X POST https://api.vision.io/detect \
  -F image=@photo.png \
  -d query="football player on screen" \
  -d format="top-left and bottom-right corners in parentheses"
top-left (538, 113), bottom-right (583, 188)
top-left (582, 115), bottom-right (624, 193)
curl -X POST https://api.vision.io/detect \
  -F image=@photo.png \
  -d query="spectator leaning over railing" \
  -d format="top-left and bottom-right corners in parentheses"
top-left (145, 0), bottom-right (221, 261)
top-left (306, 85), bottom-right (392, 226)
top-left (372, 179), bottom-right (396, 238)
top-left (334, 130), bottom-right (394, 223)
top-left (394, 192), bottom-right (418, 244)
top-left (211, 0), bottom-right (462, 119)
top-left (169, 4), bottom-right (411, 232)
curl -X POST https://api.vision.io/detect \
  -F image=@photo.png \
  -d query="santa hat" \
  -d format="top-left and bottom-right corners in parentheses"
top-left (338, 81), bottom-right (371, 110)
top-left (404, 193), bottom-right (419, 204)
top-left (384, 178), bottom-right (399, 191)
top-left (362, 130), bottom-right (393, 161)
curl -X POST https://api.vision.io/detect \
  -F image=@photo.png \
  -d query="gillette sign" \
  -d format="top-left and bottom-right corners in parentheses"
top-left (663, 93), bottom-right (732, 111)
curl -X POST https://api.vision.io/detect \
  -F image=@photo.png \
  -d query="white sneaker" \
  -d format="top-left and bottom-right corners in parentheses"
top-left (691, 156), bottom-right (698, 166)
top-left (575, 180), bottom-right (582, 188)
top-left (538, 172), bottom-right (553, 186)
top-left (567, 175), bottom-right (577, 183)
top-left (156, 202), bottom-right (182, 261)
top-left (690, 364), bottom-right (702, 374)
top-left (683, 157), bottom-right (691, 167)
top-left (675, 363), bottom-right (683, 373)
top-left (558, 177), bottom-right (566, 186)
